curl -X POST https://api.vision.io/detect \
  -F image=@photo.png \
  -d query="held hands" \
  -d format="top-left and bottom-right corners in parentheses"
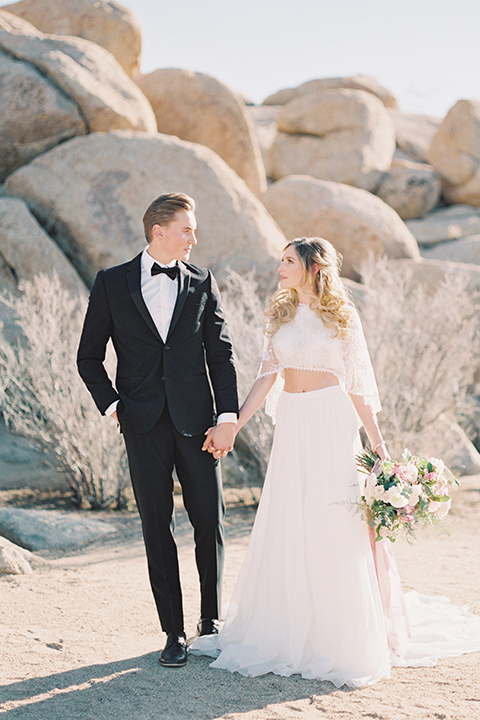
top-left (202, 423), bottom-right (236, 460)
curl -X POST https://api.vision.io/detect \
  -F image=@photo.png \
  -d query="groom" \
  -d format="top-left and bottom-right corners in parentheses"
top-left (77, 193), bottom-right (238, 667)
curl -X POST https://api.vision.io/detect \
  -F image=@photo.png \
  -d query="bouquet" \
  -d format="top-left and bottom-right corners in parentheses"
top-left (356, 448), bottom-right (457, 543)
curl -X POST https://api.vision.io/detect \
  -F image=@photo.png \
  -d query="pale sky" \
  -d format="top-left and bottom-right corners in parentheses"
top-left (122, 0), bottom-right (480, 117)
top-left (2, 0), bottom-right (480, 118)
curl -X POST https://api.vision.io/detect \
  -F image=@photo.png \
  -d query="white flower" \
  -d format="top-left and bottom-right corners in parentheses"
top-left (428, 500), bottom-right (441, 513)
top-left (364, 472), bottom-right (377, 491)
top-left (435, 499), bottom-right (451, 518)
top-left (372, 485), bottom-right (386, 501)
top-left (408, 484), bottom-right (423, 503)
top-left (429, 457), bottom-right (445, 475)
top-left (404, 462), bottom-right (418, 483)
top-left (364, 487), bottom-right (376, 505)
top-left (363, 473), bottom-right (379, 504)
top-left (386, 485), bottom-right (410, 508)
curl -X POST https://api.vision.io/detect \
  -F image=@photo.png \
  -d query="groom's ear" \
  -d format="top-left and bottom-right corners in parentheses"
top-left (151, 224), bottom-right (164, 241)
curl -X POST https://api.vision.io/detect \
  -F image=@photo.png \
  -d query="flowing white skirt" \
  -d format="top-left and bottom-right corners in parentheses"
top-left (190, 387), bottom-right (480, 687)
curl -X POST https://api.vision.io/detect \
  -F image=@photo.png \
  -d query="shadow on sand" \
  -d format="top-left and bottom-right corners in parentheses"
top-left (0, 651), bottom-right (346, 719)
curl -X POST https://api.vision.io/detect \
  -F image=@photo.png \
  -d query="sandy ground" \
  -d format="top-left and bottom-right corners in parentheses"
top-left (1, 477), bottom-right (480, 720)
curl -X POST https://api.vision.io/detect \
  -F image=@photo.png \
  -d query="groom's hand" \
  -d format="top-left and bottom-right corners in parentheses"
top-left (202, 423), bottom-right (236, 459)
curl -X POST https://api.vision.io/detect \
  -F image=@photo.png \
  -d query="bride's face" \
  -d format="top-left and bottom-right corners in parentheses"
top-left (278, 247), bottom-right (305, 291)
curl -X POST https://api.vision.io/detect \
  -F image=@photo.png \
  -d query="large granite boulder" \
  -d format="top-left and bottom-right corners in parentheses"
top-left (406, 204), bottom-right (480, 246)
top-left (420, 234), bottom-right (480, 265)
top-left (443, 421), bottom-right (480, 476)
top-left (388, 111), bottom-right (441, 163)
top-left (260, 175), bottom-right (419, 280)
top-left (136, 69), bottom-right (266, 195)
top-left (428, 100), bottom-right (480, 206)
top-left (263, 75), bottom-right (398, 109)
top-left (0, 536), bottom-right (44, 574)
top-left (246, 105), bottom-right (280, 179)
top-left (2, 0), bottom-right (141, 77)
top-left (0, 197), bottom-right (86, 297)
top-left (0, 258), bottom-right (18, 345)
top-left (0, 196), bottom-right (86, 357)
top-left (0, 50), bottom-right (86, 181)
top-left (0, 10), bottom-right (156, 140)
top-left (3, 131), bottom-right (287, 290)
top-left (390, 257), bottom-right (480, 293)
top-left (0, 198), bottom-right (87, 493)
top-left (269, 89), bottom-right (396, 192)
top-left (0, 417), bottom-right (67, 491)
top-left (0, 507), bottom-right (115, 550)
top-left (375, 158), bottom-right (441, 220)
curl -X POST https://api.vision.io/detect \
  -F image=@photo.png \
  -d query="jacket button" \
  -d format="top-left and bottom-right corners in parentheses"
top-left (161, 376), bottom-right (165, 381)
top-left (164, 345), bottom-right (170, 351)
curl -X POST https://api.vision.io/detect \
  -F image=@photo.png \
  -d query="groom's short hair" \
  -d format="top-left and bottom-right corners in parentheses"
top-left (143, 193), bottom-right (196, 242)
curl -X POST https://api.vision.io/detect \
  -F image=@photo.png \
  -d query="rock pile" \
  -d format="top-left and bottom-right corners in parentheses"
top-left (269, 89), bottom-right (396, 192)
top-left (1, 0), bottom-right (480, 510)
top-left (0, 8), bottom-right (156, 180)
top-left (3, 131), bottom-right (285, 289)
top-left (250, 75), bottom-right (480, 267)
top-left (2, 0), bottom-right (142, 77)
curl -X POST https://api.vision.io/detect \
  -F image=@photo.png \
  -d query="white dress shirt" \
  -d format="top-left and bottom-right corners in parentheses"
top-left (141, 247), bottom-right (179, 342)
top-left (106, 247), bottom-right (236, 424)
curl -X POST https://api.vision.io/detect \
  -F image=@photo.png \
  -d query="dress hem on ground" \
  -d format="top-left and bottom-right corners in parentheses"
top-left (189, 387), bottom-right (480, 688)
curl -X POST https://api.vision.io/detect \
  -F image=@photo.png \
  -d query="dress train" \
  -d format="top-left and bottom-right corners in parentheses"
top-left (190, 387), bottom-right (480, 687)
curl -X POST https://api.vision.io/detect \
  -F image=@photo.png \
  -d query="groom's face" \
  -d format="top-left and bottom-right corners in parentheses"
top-left (151, 209), bottom-right (198, 263)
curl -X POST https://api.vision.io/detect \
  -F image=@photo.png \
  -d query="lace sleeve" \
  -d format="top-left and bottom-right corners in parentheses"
top-left (256, 337), bottom-right (281, 379)
top-left (256, 336), bottom-right (283, 423)
top-left (343, 307), bottom-right (382, 415)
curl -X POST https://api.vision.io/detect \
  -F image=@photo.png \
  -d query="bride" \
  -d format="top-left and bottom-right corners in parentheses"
top-left (193, 237), bottom-right (480, 687)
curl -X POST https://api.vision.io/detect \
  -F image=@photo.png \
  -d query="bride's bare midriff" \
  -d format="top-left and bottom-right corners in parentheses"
top-left (282, 369), bottom-right (339, 393)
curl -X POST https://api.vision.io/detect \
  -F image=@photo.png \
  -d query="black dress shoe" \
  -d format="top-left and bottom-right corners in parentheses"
top-left (197, 618), bottom-right (220, 637)
top-left (159, 632), bottom-right (187, 667)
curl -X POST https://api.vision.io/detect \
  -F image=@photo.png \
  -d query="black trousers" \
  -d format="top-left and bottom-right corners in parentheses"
top-left (122, 404), bottom-right (225, 634)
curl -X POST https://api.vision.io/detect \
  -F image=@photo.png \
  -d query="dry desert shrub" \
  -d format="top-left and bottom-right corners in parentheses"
top-left (222, 261), bottom-right (480, 484)
top-left (221, 270), bottom-right (273, 488)
top-left (0, 274), bottom-right (129, 509)
top-left (359, 259), bottom-right (480, 460)
top-left (3, 262), bottom-right (476, 503)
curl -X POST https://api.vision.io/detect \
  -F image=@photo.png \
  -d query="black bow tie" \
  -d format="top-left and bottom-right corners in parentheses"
top-left (151, 263), bottom-right (179, 281)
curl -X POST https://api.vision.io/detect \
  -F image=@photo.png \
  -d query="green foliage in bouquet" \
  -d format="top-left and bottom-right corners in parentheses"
top-left (357, 448), bottom-right (458, 543)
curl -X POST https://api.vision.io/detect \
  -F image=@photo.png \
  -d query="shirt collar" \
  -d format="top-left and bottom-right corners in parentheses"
top-left (141, 247), bottom-right (178, 273)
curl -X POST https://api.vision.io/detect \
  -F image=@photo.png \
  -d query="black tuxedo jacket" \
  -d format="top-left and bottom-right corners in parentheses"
top-left (77, 253), bottom-right (238, 435)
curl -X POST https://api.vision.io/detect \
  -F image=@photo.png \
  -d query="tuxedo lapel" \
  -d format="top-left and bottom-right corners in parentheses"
top-left (167, 262), bottom-right (190, 340)
top-left (126, 254), bottom-right (163, 342)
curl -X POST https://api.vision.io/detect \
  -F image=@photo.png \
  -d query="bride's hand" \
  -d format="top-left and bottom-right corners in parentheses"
top-left (376, 444), bottom-right (391, 461)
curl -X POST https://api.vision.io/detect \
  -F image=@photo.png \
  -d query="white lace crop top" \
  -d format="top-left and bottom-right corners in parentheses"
top-left (258, 303), bottom-right (381, 414)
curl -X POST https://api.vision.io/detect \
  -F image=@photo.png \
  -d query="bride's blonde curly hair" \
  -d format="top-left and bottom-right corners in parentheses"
top-left (265, 237), bottom-right (353, 338)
